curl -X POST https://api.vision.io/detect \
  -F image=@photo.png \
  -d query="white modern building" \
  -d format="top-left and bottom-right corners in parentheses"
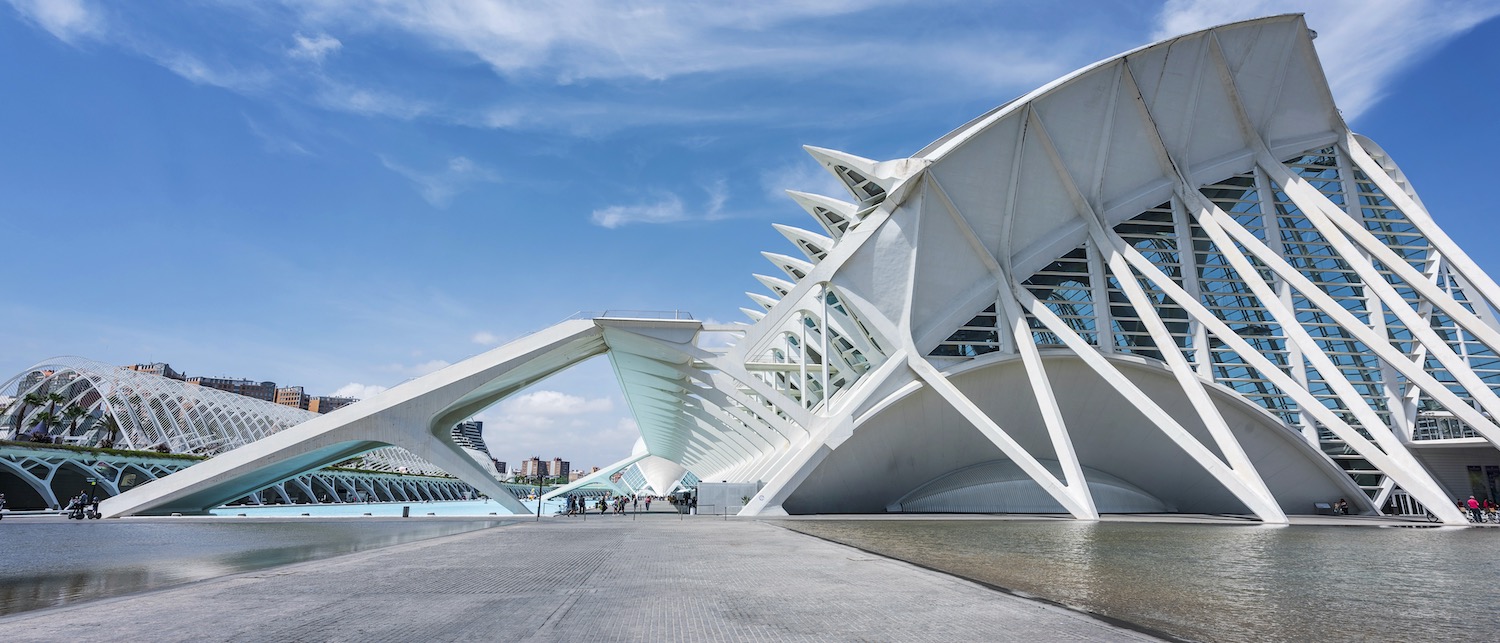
top-left (0, 357), bottom-right (487, 509)
top-left (99, 15), bottom-right (1500, 524)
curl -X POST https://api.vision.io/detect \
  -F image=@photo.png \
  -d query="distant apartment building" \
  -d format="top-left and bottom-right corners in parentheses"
top-left (514, 456), bottom-right (549, 479)
top-left (493, 459), bottom-right (506, 476)
top-left (187, 376), bottom-right (277, 402)
top-left (308, 396), bottom-right (357, 414)
top-left (274, 386), bottom-right (310, 410)
top-left (15, 370), bottom-right (53, 397)
top-left (450, 420), bottom-right (489, 455)
top-left (127, 362), bottom-right (185, 380)
top-left (550, 458), bottom-right (570, 479)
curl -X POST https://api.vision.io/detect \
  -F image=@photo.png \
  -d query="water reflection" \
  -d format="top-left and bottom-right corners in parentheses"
top-left (0, 519), bottom-right (508, 615)
top-left (776, 519), bottom-right (1495, 643)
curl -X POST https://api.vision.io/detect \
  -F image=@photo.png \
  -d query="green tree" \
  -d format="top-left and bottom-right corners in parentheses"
top-left (12, 391), bottom-right (47, 434)
top-left (97, 414), bottom-right (121, 449)
top-left (44, 391), bottom-right (65, 416)
top-left (31, 411), bottom-right (58, 439)
top-left (62, 404), bottom-right (88, 436)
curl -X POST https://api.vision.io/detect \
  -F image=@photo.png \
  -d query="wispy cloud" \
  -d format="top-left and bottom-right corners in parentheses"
top-left (475, 389), bottom-right (629, 466)
top-left (244, 116), bottom-right (312, 156)
top-left (3, 1), bottom-right (1083, 135)
top-left (317, 82), bottom-right (430, 120)
top-left (316, 0), bottom-right (903, 83)
top-left (591, 179), bottom-right (731, 229)
top-left (379, 155), bottom-right (502, 207)
top-left (289, 32), bottom-right (341, 63)
top-left (5, 0), bottom-right (103, 44)
top-left (1154, 0), bottom-right (1500, 121)
top-left (591, 193), bottom-right (686, 228)
top-left (377, 359), bottom-right (451, 378)
top-left (760, 158), bottom-right (848, 203)
top-left (471, 331), bottom-right (502, 346)
top-left (333, 382), bottom-right (388, 399)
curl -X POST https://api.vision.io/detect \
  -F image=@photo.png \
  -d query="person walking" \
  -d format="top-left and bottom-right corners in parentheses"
top-left (644, 496), bottom-right (651, 511)
top-left (1467, 495), bottom-right (1482, 522)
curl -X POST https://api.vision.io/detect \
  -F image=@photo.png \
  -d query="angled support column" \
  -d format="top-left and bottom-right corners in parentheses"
top-left (102, 320), bottom-right (608, 517)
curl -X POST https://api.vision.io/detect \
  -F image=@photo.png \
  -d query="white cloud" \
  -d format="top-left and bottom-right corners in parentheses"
top-left (6, 0), bottom-right (102, 44)
top-left (289, 32), bottom-right (342, 63)
top-left (379, 154), bottom-right (502, 207)
top-left (377, 358), bottom-right (451, 377)
top-left (333, 382), bottom-right (388, 399)
top-left (591, 193), bottom-right (687, 228)
top-left (474, 389), bottom-right (632, 468)
top-left (704, 177), bottom-right (728, 218)
top-left (313, 0), bottom-right (899, 83)
top-left (318, 82), bottom-right (430, 119)
top-left (761, 158), bottom-right (848, 204)
top-left (471, 330), bottom-right (502, 346)
top-left (501, 390), bottom-right (612, 416)
top-left (591, 179), bottom-right (733, 229)
top-left (1153, 0), bottom-right (1500, 121)
top-left (244, 116), bottom-right (312, 156)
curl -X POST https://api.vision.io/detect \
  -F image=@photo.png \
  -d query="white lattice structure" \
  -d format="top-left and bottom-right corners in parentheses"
top-left (103, 15), bottom-right (1500, 524)
top-left (0, 357), bottom-right (447, 475)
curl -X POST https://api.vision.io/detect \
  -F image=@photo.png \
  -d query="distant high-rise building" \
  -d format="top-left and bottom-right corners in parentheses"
top-left (15, 370), bottom-right (53, 396)
top-left (515, 456), bottom-right (546, 479)
top-left (550, 458), bottom-right (570, 479)
top-left (450, 420), bottom-right (489, 455)
top-left (274, 386), bottom-right (309, 410)
top-left (493, 459), bottom-right (506, 475)
top-left (127, 363), bottom-right (184, 380)
top-left (308, 396), bottom-right (357, 414)
top-left (187, 376), bottom-right (277, 402)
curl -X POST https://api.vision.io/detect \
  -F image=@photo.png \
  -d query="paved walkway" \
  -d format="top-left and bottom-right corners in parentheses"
top-left (0, 515), bottom-right (1160, 642)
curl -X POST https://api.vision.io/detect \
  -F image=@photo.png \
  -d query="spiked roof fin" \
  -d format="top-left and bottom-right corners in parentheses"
top-left (785, 190), bottom-right (859, 239)
top-left (746, 291), bottom-right (779, 311)
top-left (754, 273), bottom-right (796, 297)
top-left (803, 146), bottom-right (930, 206)
top-left (771, 223), bottom-right (834, 263)
top-left (761, 251), bottom-right (815, 282)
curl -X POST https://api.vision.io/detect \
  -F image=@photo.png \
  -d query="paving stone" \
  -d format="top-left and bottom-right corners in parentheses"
top-left (0, 515), bottom-right (1161, 642)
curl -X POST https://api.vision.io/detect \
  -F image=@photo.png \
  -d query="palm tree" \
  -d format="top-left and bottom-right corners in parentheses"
top-left (62, 404), bottom-right (88, 436)
top-left (10, 391), bottom-right (46, 436)
top-left (31, 411), bottom-right (58, 441)
top-left (44, 391), bottom-right (65, 415)
top-left (97, 414), bottom-right (121, 449)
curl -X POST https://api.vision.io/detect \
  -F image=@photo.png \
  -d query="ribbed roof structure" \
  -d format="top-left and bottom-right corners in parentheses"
top-left (0, 357), bottom-right (442, 475)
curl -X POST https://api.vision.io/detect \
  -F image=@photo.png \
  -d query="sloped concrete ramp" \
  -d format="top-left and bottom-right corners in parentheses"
top-left (101, 320), bottom-right (609, 517)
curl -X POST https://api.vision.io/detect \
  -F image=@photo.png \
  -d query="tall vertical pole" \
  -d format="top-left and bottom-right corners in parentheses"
top-left (820, 284), bottom-right (831, 408)
top-left (799, 311), bottom-right (809, 410)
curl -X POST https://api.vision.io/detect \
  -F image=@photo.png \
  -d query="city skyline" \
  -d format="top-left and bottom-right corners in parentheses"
top-left (3, 1), bottom-right (1497, 470)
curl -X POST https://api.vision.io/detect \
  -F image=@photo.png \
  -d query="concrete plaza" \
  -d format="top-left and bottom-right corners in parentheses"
top-left (0, 512), bottom-right (1161, 642)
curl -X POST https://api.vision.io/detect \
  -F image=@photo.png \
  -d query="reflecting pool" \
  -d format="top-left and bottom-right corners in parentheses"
top-left (0, 518), bottom-right (508, 615)
top-left (775, 519), bottom-right (1497, 643)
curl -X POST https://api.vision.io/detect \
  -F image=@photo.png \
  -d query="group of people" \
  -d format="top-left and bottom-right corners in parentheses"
top-left (63, 492), bottom-right (101, 520)
top-left (562, 493), bottom-right (654, 516)
top-left (1462, 495), bottom-right (1498, 523)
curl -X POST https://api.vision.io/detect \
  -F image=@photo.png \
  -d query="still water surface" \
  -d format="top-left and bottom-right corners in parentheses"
top-left (0, 518), bottom-right (508, 615)
top-left (777, 519), bottom-right (1495, 643)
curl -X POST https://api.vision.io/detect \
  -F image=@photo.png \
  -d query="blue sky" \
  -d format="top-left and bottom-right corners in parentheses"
top-left (3, 0), bottom-right (1497, 470)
